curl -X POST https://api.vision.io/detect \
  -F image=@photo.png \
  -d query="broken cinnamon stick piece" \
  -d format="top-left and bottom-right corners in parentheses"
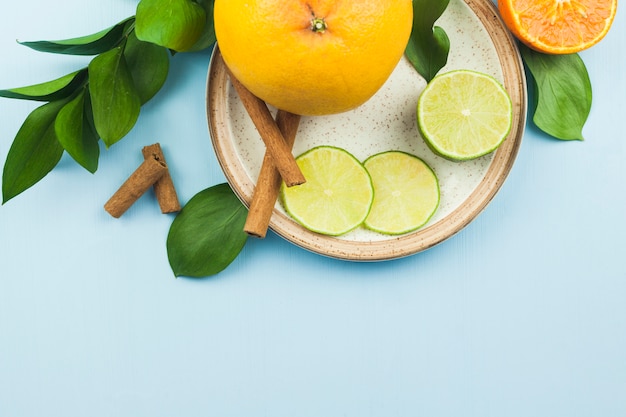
top-left (141, 143), bottom-right (181, 214)
top-left (244, 110), bottom-right (301, 238)
top-left (223, 63), bottom-right (305, 187)
top-left (104, 157), bottom-right (167, 218)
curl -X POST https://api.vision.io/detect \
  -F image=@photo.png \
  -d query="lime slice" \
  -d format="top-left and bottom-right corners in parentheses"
top-left (280, 146), bottom-right (374, 236)
top-left (417, 69), bottom-right (513, 161)
top-left (363, 151), bottom-right (439, 235)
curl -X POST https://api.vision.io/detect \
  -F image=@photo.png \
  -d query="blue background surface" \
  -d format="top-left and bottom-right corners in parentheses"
top-left (1, 1), bottom-right (625, 416)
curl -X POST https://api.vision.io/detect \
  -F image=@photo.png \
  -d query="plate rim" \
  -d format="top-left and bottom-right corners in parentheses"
top-left (206, 0), bottom-right (527, 261)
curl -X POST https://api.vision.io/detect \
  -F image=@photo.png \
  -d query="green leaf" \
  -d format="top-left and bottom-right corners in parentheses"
top-left (2, 100), bottom-right (67, 203)
top-left (520, 45), bottom-right (592, 141)
top-left (186, 0), bottom-right (216, 52)
top-left (55, 87), bottom-right (100, 173)
top-left (124, 31), bottom-right (170, 104)
top-left (167, 183), bottom-right (249, 278)
top-left (88, 45), bottom-right (141, 147)
top-left (0, 69), bottom-right (87, 102)
top-left (18, 17), bottom-right (135, 56)
top-left (405, 0), bottom-right (451, 82)
top-left (135, 0), bottom-right (206, 52)
top-left (83, 88), bottom-right (99, 144)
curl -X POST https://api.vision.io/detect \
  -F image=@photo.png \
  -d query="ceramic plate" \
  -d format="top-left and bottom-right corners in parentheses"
top-left (206, 0), bottom-right (527, 260)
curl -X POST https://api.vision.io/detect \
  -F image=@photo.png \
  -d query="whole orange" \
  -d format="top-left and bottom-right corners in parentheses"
top-left (214, 0), bottom-right (413, 116)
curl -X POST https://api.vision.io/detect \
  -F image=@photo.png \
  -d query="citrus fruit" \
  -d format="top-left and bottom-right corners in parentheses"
top-left (363, 151), bottom-right (439, 235)
top-left (213, 0), bottom-right (413, 116)
top-left (417, 70), bottom-right (513, 161)
top-left (280, 146), bottom-right (373, 236)
top-left (498, 0), bottom-right (617, 54)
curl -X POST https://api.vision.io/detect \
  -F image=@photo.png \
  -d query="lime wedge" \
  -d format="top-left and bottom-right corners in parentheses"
top-left (363, 151), bottom-right (439, 235)
top-left (417, 69), bottom-right (513, 161)
top-left (280, 146), bottom-right (374, 236)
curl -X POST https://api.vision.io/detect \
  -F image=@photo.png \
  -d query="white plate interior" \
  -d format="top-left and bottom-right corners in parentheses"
top-left (207, 0), bottom-right (526, 259)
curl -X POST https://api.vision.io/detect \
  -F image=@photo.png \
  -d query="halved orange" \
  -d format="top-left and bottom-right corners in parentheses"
top-left (498, 0), bottom-right (617, 54)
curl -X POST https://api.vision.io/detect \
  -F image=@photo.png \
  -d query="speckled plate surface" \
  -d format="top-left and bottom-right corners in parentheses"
top-left (206, 0), bottom-right (527, 261)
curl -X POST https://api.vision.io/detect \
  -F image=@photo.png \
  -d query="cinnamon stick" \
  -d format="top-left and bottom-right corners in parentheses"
top-left (141, 143), bottom-right (181, 213)
top-left (244, 110), bottom-right (301, 238)
top-left (104, 157), bottom-right (167, 218)
top-left (222, 61), bottom-right (305, 187)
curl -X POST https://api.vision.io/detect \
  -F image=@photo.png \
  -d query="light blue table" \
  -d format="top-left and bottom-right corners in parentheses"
top-left (1, 1), bottom-right (625, 416)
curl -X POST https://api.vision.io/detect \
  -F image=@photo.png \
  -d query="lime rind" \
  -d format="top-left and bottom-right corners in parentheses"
top-left (417, 69), bottom-right (513, 161)
top-left (363, 151), bottom-right (440, 235)
top-left (280, 146), bottom-right (374, 236)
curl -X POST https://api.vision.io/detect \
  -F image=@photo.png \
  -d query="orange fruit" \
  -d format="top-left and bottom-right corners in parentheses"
top-left (214, 0), bottom-right (413, 116)
top-left (498, 0), bottom-right (617, 54)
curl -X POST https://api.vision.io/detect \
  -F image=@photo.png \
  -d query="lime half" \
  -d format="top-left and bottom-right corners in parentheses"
top-left (280, 146), bottom-right (373, 236)
top-left (363, 151), bottom-right (439, 235)
top-left (417, 69), bottom-right (513, 161)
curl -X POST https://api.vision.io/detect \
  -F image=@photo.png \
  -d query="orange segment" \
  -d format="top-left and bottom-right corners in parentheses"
top-left (498, 0), bottom-right (617, 54)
